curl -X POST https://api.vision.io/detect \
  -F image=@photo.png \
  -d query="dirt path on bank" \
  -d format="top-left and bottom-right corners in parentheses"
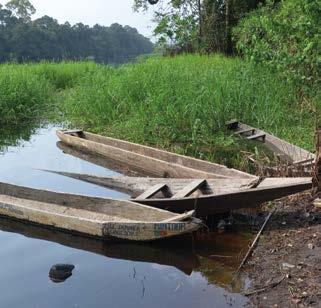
top-left (245, 192), bottom-right (321, 307)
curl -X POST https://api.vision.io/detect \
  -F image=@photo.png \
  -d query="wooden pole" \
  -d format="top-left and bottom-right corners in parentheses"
top-left (314, 129), bottom-right (321, 192)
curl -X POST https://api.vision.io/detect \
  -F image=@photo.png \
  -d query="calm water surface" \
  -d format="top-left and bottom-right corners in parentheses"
top-left (0, 125), bottom-right (249, 308)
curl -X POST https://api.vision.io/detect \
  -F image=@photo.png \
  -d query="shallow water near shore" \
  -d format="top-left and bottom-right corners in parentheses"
top-left (0, 124), bottom-right (250, 307)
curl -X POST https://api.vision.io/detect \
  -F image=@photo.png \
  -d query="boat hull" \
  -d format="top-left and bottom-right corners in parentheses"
top-left (0, 183), bottom-right (201, 241)
top-left (56, 130), bottom-right (256, 180)
top-left (45, 171), bottom-right (313, 216)
top-left (135, 181), bottom-right (312, 215)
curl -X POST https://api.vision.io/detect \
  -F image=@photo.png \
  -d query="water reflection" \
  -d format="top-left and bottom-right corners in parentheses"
top-left (0, 217), bottom-right (199, 275)
top-left (0, 124), bottom-right (249, 307)
top-left (0, 122), bottom-right (40, 152)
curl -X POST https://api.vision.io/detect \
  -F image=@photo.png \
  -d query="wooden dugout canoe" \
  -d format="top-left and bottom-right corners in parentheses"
top-left (226, 120), bottom-right (315, 166)
top-left (0, 182), bottom-right (201, 241)
top-left (56, 130), bottom-right (256, 180)
top-left (47, 170), bottom-right (313, 216)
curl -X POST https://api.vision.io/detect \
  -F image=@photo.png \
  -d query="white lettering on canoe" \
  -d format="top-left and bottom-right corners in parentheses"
top-left (0, 202), bottom-right (24, 216)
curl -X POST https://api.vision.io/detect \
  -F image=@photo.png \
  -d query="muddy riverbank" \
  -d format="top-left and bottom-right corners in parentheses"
top-left (245, 192), bottom-right (321, 307)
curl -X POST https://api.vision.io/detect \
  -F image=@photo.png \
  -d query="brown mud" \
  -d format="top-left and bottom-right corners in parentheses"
top-left (245, 191), bottom-right (321, 307)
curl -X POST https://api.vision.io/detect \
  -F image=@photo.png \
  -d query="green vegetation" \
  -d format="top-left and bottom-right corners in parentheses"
top-left (135, 0), bottom-right (264, 55)
top-left (0, 63), bottom-right (53, 123)
top-left (60, 55), bottom-right (315, 165)
top-left (235, 0), bottom-right (321, 88)
top-left (0, 55), bottom-right (316, 170)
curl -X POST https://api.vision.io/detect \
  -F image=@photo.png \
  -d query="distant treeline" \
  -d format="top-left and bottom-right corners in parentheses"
top-left (0, 6), bottom-right (153, 63)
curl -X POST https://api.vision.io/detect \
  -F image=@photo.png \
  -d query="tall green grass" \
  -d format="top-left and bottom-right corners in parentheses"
top-left (61, 55), bottom-right (316, 167)
top-left (0, 56), bottom-right (316, 170)
top-left (0, 61), bottom-right (97, 124)
top-left (0, 64), bottom-right (53, 124)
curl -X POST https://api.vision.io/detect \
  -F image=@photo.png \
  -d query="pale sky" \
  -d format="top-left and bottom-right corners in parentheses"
top-left (1, 0), bottom-right (155, 38)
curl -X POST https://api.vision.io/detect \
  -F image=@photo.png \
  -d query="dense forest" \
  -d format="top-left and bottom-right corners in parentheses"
top-left (0, 1), bottom-right (154, 63)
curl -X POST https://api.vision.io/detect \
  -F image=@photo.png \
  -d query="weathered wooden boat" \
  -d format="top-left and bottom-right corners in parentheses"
top-left (56, 129), bottom-right (256, 180)
top-left (0, 181), bottom-right (201, 241)
top-left (46, 170), bottom-right (313, 216)
top-left (226, 119), bottom-right (315, 166)
top-left (57, 141), bottom-right (140, 176)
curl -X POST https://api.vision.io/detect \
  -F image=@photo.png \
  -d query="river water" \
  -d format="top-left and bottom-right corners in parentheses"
top-left (0, 124), bottom-right (250, 308)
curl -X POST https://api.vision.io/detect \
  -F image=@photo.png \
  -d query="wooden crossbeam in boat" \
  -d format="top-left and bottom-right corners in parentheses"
top-left (172, 179), bottom-right (211, 199)
top-left (64, 129), bottom-right (83, 135)
top-left (136, 184), bottom-right (173, 200)
top-left (226, 119), bottom-right (239, 130)
top-left (247, 133), bottom-right (266, 142)
top-left (293, 158), bottom-right (315, 166)
top-left (235, 128), bottom-right (255, 135)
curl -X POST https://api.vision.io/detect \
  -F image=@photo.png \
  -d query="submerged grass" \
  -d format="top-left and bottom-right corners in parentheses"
top-left (0, 55), bottom-right (317, 170)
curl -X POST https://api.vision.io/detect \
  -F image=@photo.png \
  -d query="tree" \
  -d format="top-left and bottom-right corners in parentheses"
top-left (134, 0), bottom-right (201, 52)
top-left (134, 0), bottom-right (263, 54)
top-left (0, 2), bottom-right (153, 63)
top-left (6, 0), bottom-right (36, 22)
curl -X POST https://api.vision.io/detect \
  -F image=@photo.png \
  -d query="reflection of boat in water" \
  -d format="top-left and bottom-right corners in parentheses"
top-left (0, 217), bottom-right (199, 275)
top-left (0, 217), bottom-right (252, 290)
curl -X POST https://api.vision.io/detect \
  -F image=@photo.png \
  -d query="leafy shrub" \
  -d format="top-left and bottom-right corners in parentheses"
top-left (234, 0), bottom-right (321, 87)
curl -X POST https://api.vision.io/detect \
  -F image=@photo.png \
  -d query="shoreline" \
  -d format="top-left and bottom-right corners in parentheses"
top-left (244, 192), bottom-right (321, 307)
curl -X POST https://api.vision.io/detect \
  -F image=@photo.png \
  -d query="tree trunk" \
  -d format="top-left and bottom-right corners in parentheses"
top-left (225, 0), bottom-right (232, 55)
top-left (197, 0), bottom-right (202, 47)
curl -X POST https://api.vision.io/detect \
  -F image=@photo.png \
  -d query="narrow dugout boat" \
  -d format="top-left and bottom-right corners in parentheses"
top-left (0, 182), bottom-right (201, 241)
top-left (46, 171), bottom-right (313, 216)
top-left (226, 119), bottom-right (315, 166)
top-left (56, 130), bottom-right (256, 180)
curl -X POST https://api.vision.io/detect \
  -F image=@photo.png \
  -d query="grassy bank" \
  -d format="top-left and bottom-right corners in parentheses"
top-left (0, 55), bottom-right (317, 170)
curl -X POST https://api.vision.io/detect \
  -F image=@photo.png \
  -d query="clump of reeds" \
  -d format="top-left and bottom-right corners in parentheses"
top-left (0, 64), bottom-right (53, 124)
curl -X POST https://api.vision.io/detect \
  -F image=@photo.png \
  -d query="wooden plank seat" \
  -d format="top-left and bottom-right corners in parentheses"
top-left (172, 179), bottom-right (212, 199)
top-left (136, 180), bottom-right (213, 201)
top-left (235, 128), bottom-right (256, 135)
top-left (247, 133), bottom-right (266, 142)
top-left (136, 184), bottom-right (173, 199)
